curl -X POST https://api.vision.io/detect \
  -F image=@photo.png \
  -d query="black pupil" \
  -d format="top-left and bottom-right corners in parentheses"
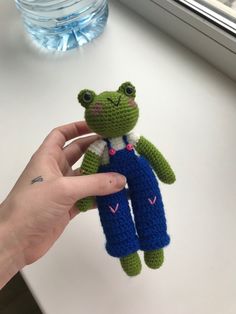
top-left (83, 92), bottom-right (92, 102)
top-left (126, 86), bottom-right (133, 95)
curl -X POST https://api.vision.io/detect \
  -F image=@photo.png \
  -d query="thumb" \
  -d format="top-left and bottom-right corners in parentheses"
top-left (53, 172), bottom-right (127, 204)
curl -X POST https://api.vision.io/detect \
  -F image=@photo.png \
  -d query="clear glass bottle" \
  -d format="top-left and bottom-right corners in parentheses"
top-left (15, 0), bottom-right (109, 52)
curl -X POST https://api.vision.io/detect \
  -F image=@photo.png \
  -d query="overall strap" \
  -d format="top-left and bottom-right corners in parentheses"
top-left (122, 135), bottom-right (129, 145)
top-left (105, 136), bottom-right (133, 156)
top-left (104, 138), bottom-right (116, 156)
top-left (123, 134), bottom-right (134, 152)
top-left (104, 138), bottom-right (112, 150)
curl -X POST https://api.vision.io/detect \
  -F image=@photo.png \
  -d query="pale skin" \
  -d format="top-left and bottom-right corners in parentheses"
top-left (0, 121), bottom-right (126, 289)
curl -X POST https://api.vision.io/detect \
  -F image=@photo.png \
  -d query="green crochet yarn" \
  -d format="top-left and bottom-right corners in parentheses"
top-left (144, 249), bottom-right (164, 269)
top-left (80, 150), bottom-right (101, 175)
top-left (135, 136), bottom-right (176, 184)
top-left (76, 82), bottom-right (176, 276)
top-left (76, 196), bottom-right (94, 212)
top-left (78, 82), bottom-right (139, 138)
top-left (120, 252), bottom-right (142, 276)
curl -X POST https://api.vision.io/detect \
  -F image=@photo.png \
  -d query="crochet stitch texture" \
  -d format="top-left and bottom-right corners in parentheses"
top-left (76, 82), bottom-right (176, 276)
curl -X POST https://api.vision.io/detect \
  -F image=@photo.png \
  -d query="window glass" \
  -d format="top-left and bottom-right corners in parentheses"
top-left (175, 0), bottom-right (236, 35)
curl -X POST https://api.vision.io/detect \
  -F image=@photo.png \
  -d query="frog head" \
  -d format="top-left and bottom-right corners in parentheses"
top-left (77, 82), bottom-right (139, 138)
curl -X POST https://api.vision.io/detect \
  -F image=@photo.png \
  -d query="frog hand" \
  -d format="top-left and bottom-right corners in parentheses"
top-left (154, 162), bottom-right (176, 185)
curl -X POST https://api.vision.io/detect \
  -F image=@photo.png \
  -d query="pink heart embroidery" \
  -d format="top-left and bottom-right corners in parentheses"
top-left (148, 196), bottom-right (157, 205)
top-left (109, 203), bottom-right (119, 214)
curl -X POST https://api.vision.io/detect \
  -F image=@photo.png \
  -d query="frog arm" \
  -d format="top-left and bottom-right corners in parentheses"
top-left (80, 150), bottom-right (101, 175)
top-left (75, 150), bottom-right (102, 212)
top-left (135, 136), bottom-right (176, 184)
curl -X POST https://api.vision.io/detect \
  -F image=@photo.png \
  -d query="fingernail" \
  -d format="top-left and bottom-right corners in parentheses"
top-left (114, 174), bottom-right (127, 188)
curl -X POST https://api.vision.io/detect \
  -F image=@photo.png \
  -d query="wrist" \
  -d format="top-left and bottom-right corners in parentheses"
top-left (0, 201), bottom-right (26, 288)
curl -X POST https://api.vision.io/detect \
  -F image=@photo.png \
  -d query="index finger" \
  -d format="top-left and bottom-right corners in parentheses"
top-left (42, 121), bottom-right (92, 148)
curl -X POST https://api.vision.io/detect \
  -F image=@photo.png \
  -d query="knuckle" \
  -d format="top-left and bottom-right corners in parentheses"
top-left (49, 128), bottom-right (59, 140)
top-left (29, 148), bottom-right (46, 165)
top-left (47, 128), bottom-right (61, 141)
top-left (29, 151), bottom-right (38, 162)
top-left (50, 127), bottom-right (59, 135)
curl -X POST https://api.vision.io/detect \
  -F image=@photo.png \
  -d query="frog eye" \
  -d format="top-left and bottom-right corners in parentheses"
top-left (118, 82), bottom-right (136, 98)
top-left (78, 89), bottom-right (96, 108)
top-left (124, 85), bottom-right (135, 97)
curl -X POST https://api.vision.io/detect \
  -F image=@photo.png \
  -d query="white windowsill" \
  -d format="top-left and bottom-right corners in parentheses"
top-left (1, 1), bottom-right (236, 313)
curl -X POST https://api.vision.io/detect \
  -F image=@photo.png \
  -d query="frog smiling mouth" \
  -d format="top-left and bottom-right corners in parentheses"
top-left (107, 95), bottom-right (121, 107)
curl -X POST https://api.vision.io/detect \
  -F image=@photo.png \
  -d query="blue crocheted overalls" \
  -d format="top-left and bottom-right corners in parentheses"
top-left (96, 136), bottom-right (170, 258)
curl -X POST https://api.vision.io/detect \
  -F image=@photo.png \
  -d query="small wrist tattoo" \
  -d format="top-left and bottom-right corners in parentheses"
top-left (31, 176), bottom-right (44, 184)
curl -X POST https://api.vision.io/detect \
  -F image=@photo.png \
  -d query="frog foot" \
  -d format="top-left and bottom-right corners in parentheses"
top-left (120, 252), bottom-right (142, 276)
top-left (144, 249), bottom-right (164, 269)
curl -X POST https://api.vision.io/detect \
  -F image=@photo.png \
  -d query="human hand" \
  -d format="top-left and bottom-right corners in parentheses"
top-left (0, 121), bottom-right (126, 285)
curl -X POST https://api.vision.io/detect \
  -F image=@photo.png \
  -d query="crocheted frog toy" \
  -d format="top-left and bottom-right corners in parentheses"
top-left (76, 82), bottom-right (175, 276)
